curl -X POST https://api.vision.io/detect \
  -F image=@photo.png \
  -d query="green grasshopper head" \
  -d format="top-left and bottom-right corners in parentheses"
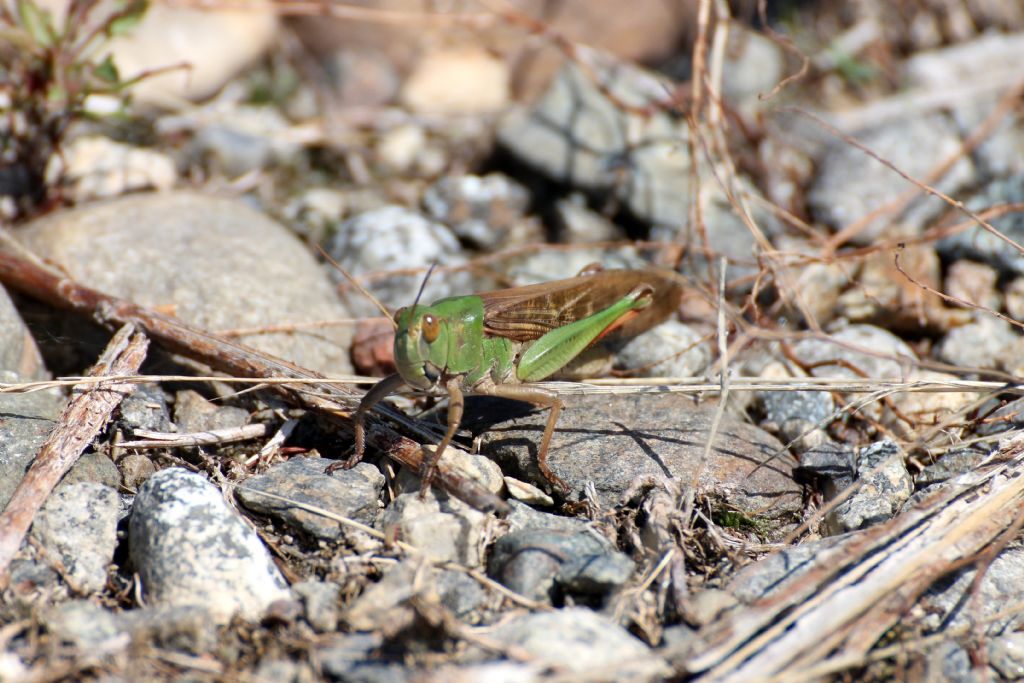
top-left (393, 305), bottom-right (449, 389)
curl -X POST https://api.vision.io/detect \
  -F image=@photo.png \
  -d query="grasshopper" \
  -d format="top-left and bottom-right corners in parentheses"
top-left (343, 265), bottom-right (683, 492)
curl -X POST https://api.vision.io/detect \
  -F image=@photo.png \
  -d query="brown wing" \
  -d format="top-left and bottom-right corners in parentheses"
top-left (481, 269), bottom-right (684, 342)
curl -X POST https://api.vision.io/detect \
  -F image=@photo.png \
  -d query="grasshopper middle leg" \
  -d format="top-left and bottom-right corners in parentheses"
top-left (419, 378), bottom-right (465, 493)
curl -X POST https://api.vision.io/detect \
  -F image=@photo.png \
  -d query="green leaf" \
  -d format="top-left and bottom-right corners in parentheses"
top-left (93, 54), bottom-right (120, 84)
top-left (16, 0), bottom-right (56, 48)
top-left (107, 0), bottom-right (149, 37)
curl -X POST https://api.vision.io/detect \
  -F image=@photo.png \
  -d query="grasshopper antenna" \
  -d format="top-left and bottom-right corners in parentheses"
top-left (410, 262), bottom-right (437, 311)
top-left (317, 245), bottom-right (397, 330)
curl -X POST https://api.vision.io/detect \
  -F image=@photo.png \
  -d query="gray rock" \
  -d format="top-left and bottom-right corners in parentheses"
top-left (129, 467), bottom-right (289, 624)
top-left (59, 451), bottom-right (121, 491)
top-left (118, 453), bottom-right (157, 493)
top-left (18, 192), bottom-right (354, 376)
top-left (498, 51), bottom-right (709, 237)
top-left (500, 247), bottom-right (649, 287)
top-left (117, 383), bottom-right (171, 433)
top-left (0, 284), bottom-right (50, 382)
top-left (923, 641), bottom-right (978, 683)
top-left (324, 205), bottom-right (472, 318)
top-left (488, 527), bottom-right (635, 603)
top-left (293, 580), bottom-right (341, 633)
top-left (45, 600), bottom-right (127, 652)
top-left (975, 397), bottom-right (1024, 438)
top-left (952, 99), bottom-right (1024, 180)
top-left (760, 388), bottom-right (835, 429)
top-left (907, 34), bottom-right (1024, 179)
top-left (236, 458), bottom-right (383, 541)
top-left (502, 499), bottom-right (589, 535)
top-left (51, 135), bottom-right (177, 202)
top-left (187, 105), bottom-right (301, 177)
top-left (118, 604), bottom-right (219, 654)
top-left (726, 534), bottom-right (849, 604)
top-left (790, 324), bottom-right (918, 380)
top-left (990, 632), bottom-right (1024, 680)
top-left (6, 556), bottom-right (59, 598)
top-left (344, 562), bottom-right (417, 632)
top-left (937, 176), bottom-right (1024, 274)
top-left (938, 315), bottom-right (1024, 374)
top-left (422, 173), bottom-right (540, 250)
top-left (614, 320), bottom-right (711, 378)
top-left (173, 389), bottom-right (250, 434)
top-left (0, 399), bottom-right (61, 510)
top-left (720, 26), bottom-right (786, 109)
top-left (30, 482), bottom-right (119, 594)
top-left (555, 195), bottom-right (623, 243)
top-left (916, 447), bottom-right (989, 488)
top-left (253, 659), bottom-right (317, 683)
top-left (0, 284), bottom-right (65, 510)
top-left (478, 394), bottom-right (801, 517)
top-left (377, 493), bottom-right (488, 566)
top-left (826, 440), bottom-right (913, 534)
top-left (921, 547), bottom-right (1024, 634)
top-left (796, 443), bottom-right (856, 499)
top-left (788, 324), bottom-right (918, 423)
top-left (499, 49), bottom-right (780, 279)
top-left (434, 568), bottom-right (487, 619)
top-left (808, 114), bottom-right (976, 245)
top-left (283, 186), bottom-right (347, 244)
top-left (491, 607), bottom-right (670, 681)
top-left (320, 634), bottom-right (407, 683)
top-left (651, 175), bottom-right (781, 285)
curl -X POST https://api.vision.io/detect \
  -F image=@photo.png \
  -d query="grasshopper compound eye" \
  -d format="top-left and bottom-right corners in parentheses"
top-left (421, 314), bottom-right (440, 343)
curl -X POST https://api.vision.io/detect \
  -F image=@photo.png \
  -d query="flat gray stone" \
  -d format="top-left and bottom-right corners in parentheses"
top-left (236, 458), bottom-right (383, 541)
top-left (476, 393), bottom-right (801, 517)
top-left (18, 192), bottom-right (354, 376)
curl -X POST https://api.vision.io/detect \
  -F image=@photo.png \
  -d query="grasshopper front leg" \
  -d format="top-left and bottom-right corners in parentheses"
top-left (327, 372), bottom-right (405, 474)
top-left (476, 382), bottom-right (568, 492)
